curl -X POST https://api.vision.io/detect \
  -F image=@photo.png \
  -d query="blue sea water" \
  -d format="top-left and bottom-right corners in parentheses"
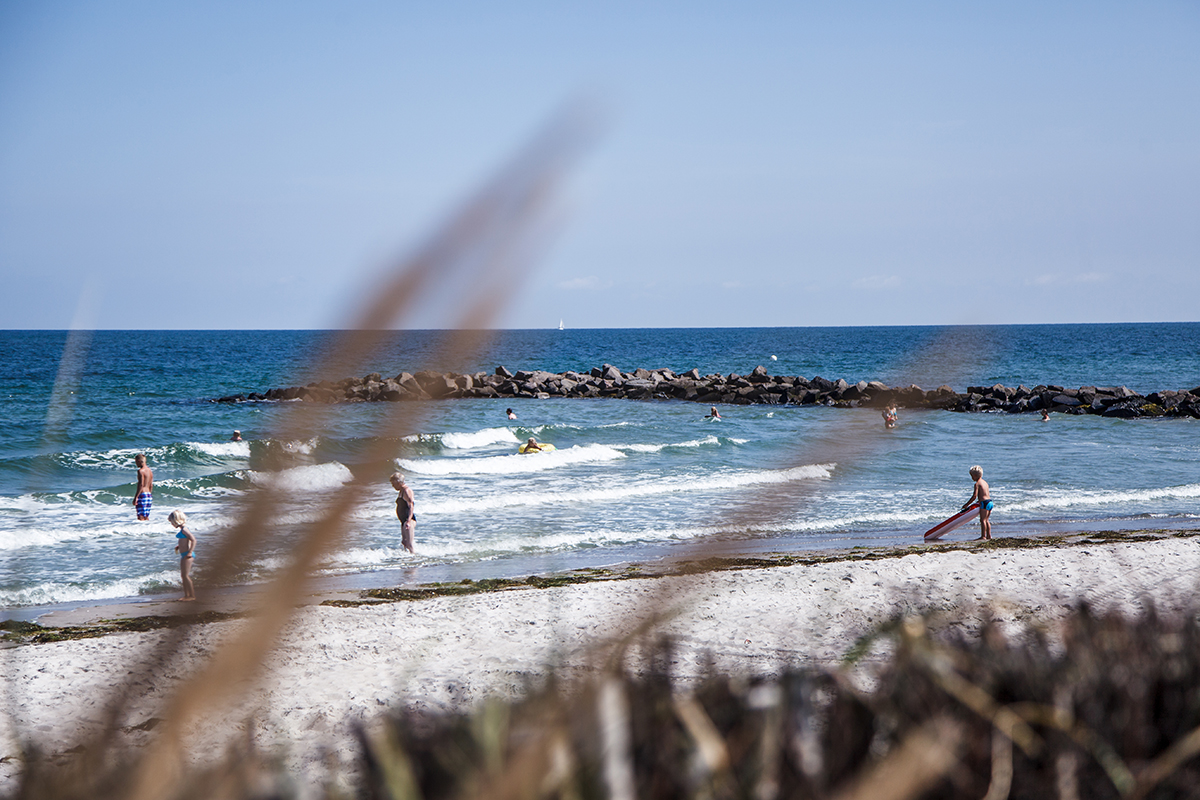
top-left (1, 324), bottom-right (1198, 611)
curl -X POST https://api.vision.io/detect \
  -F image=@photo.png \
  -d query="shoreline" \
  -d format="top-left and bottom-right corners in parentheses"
top-left (9, 526), bottom-right (1198, 642)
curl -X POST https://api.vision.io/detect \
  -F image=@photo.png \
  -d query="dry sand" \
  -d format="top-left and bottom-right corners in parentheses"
top-left (2, 533), bottom-right (1198, 793)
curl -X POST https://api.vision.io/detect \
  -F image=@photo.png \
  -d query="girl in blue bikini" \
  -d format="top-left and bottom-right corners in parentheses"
top-left (168, 510), bottom-right (196, 601)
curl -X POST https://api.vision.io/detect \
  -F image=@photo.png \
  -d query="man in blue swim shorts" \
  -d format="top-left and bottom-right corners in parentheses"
top-left (962, 464), bottom-right (993, 540)
top-left (134, 453), bottom-right (154, 521)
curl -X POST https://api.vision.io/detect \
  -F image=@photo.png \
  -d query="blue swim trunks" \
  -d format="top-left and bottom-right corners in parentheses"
top-left (981, 500), bottom-right (995, 512)
top-left (136, 492), bottom-right (152, 517)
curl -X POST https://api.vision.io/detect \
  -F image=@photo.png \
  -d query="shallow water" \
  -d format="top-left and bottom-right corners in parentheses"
top-left (1, 325), bottom-right (1197, 608)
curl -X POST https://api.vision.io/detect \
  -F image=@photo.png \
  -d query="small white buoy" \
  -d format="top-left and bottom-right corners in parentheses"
top-left (770, 355), bottom-right (777, 361)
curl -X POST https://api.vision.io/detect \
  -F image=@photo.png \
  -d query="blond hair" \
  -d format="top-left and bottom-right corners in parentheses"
top-left (168, 510), bottom-right (187, 526)
top-left (969, 465), bottom-right (983, 479)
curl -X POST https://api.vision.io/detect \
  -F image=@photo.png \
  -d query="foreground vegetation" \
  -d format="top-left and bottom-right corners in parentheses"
top-left (11, 602), bottom-right (1200, 800)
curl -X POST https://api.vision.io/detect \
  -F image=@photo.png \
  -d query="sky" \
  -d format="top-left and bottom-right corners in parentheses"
top-left (1, 1), bottom-right (1197, 330)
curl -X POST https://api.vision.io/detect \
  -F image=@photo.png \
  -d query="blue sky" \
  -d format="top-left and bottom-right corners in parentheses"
top-left (1, 1), bottom-right (1197, 329)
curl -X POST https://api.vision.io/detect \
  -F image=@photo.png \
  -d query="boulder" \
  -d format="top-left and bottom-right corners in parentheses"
top-left (748, 366), bottom-right (772, 383)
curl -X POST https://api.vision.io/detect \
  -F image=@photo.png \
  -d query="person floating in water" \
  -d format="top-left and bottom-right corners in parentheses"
top-left (506, 408), bottom-right (517, 420)
top-left (883, 405), bottom-right (898, 428)
top-left (1041, 409), bottom-right (1050, 422)
top-left (390, 473), bottom-right (416, 554)
top-left (705, 406), bottom-right (721, 420)
top-left (134, 453), bottom-right (153, 521)
top-left (962, 465), bottom-right (994, 540)
top-left (230, 430), bottom-right (243, 441)
top-left (168, 510), bottom-right (196, 601)
top-left (521, 437), bottom-right (544, 453)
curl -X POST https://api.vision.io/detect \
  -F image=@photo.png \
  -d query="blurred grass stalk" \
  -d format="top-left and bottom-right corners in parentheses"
top-left (28, 101), bottom-right (601, 800)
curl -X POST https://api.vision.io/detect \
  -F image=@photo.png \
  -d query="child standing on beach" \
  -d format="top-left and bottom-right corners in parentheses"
top-left (168, 510), bottom-right (196, 601)
top-left (962, 465), bottom-right (994, 540)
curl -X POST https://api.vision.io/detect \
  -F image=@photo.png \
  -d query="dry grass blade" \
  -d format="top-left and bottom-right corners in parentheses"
top-left (1005, 701), bottom-right (1135, 795)
top-left (981, 727), bottom-right (1013, 800)
top-left (599, 678), bottom-right (636, 800)
top-left (27, 103), bottom-right (600, 800)
top-left (673, 692), bottom-right (731, 775)
top-left (829, 715), bottom-right (963, 800)
top-left (919, 651), bottom-right (1043, 757)
top-left (1128, 722), bottom-right (1200, 800)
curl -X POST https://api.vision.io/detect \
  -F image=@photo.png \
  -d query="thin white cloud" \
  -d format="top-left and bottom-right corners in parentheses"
top-left (852, 275), bottom-right (901, 290)
top-left (557, 276), bottom-right (608, 291)
top-left (1027, 272), bottom-right (1108, 287)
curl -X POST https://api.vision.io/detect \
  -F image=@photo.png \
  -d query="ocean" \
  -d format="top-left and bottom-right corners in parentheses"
top-left (1, 324), bottom-right (1198, 612)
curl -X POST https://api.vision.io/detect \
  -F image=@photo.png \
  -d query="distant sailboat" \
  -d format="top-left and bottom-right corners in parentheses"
top-left (558, 319), bottom-right (564, 331)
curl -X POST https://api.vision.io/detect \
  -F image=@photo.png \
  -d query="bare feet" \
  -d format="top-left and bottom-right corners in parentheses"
top-left (179, 596), bottom-right (196, 602)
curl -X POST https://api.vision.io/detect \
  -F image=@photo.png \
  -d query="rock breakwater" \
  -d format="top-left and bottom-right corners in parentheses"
top-left (215, 364), bottom-right (1200, 418)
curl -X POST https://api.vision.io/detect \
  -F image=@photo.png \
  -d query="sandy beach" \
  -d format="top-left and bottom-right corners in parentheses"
top-left (3, 532), bottom-right (1199, 793)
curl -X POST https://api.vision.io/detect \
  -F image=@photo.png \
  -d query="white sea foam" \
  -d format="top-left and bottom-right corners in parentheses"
top-left (0, 525), bottom-right (96, 551)
top-left (244, 462), bottom-right (355, 492)
top-left (422, 463), bottom-right (835, 514)
top-left (396, 444), bottom-right (625, 476)
top-left (614, 435), bottom-right (721, 453)
top-left (1001, 483), bottom-right (1200, 512)
top-left (58, 446), bottom-right (156, 471)
top-left (189, 441), bottom-right (251, 458)
top-left (529, 423), bottom-right (581, 434)
top-left (440, 427), bottom-right (521, 450)
top-left (325, 520), bottom-right (761, 563)
top-left (0, 570), bottom-right (180, 607)
top-left (789, 483), bottom-right (1200, 533)
top-left (55, 440), bottom-right (250, 472)
top-left (321, 546), bottom-right (416, 570)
